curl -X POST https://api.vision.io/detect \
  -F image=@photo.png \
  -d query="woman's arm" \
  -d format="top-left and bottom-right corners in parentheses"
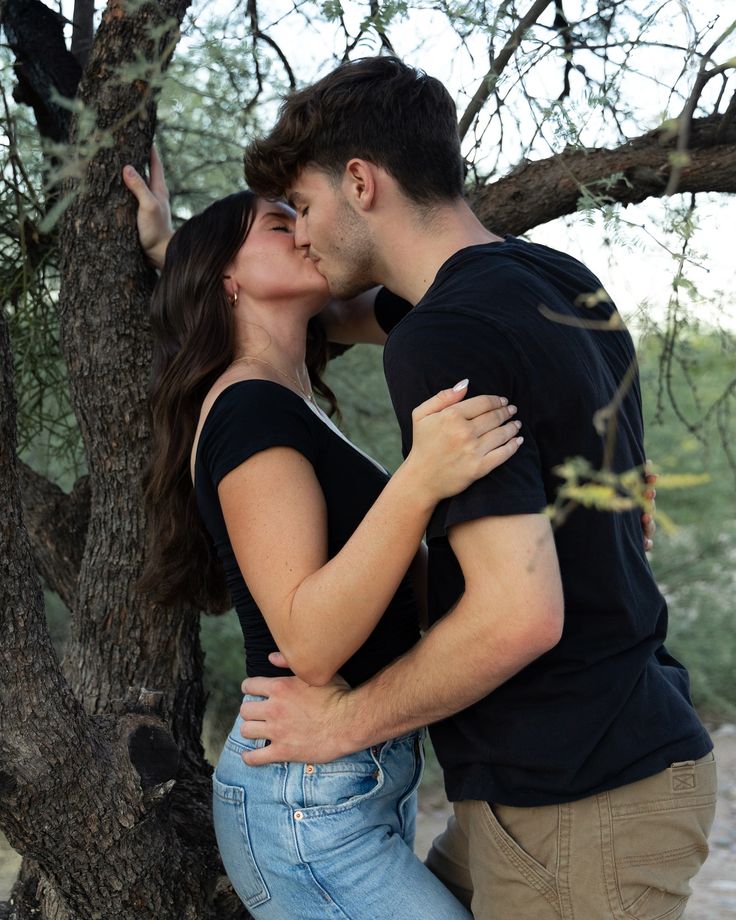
top-left (219, 387), bottom-right (522, 686)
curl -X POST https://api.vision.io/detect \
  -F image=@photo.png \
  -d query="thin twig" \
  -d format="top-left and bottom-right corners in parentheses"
top-left (665, 18), bottom-right (736, 195)
top-left (458, 0), bottom-right (554, 141)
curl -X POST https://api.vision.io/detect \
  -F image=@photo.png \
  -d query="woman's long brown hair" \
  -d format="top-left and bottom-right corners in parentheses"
top-left (140, 190), bottom-right (337, 611)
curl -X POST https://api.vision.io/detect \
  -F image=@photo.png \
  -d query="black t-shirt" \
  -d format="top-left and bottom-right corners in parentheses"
top-left (195, 380), bottom-right (420, 688)
top-left (382, 237), bottom-right (711, 806)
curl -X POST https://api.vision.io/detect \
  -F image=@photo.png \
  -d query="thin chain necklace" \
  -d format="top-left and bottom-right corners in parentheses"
top-left (230, 354), bottom-right (315, 403)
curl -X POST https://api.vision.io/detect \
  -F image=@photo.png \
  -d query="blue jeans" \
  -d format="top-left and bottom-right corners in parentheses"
top-left (213, 703), bottom-right (472, 919)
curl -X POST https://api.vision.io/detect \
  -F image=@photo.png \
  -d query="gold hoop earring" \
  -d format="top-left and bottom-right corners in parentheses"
top-left (224, 274), bottom-right (238, 307)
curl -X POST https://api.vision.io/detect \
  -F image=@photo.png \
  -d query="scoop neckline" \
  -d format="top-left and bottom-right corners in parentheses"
top-left (192, 378), bottom-right (387, 482)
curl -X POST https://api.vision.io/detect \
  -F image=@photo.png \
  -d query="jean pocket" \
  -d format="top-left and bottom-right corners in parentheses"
top-left (397, 735), bottom-right (425, 843)
top-left (298, 748), bottom-right (385, 815)
top-left (212, 775), bottom-right (271, 911)
top-left (602, 760), bottom-right (717, 920)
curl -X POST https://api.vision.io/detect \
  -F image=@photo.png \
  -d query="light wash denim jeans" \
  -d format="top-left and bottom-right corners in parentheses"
top-left (213, 702), bottom-right (471, 920)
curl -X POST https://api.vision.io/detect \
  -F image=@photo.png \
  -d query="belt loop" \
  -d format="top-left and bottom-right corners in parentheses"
top-left (670, 759), bottom-right (696, 792)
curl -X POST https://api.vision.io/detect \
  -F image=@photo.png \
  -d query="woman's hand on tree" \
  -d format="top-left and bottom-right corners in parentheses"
top-left (122, 146), bottom-right (173, 270)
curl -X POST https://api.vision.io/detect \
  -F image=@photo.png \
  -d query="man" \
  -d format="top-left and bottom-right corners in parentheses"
top-left (234, 56), bottom-right (715, 919)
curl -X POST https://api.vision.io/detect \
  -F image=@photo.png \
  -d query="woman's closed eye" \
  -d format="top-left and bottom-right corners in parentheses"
top-left (271, 224), bottom-right (293, 233)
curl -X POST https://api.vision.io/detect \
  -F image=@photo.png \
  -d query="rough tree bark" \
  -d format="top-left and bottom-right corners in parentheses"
top-left (17, 463), bottom-right (89, 611)
top-left (0, 309), bottom-right (242, 920)
top-left (0, 1), bottom-right (250, 917)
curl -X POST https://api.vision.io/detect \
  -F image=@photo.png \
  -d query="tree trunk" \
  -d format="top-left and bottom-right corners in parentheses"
top-left (0, 1), bottom-right (250, 916)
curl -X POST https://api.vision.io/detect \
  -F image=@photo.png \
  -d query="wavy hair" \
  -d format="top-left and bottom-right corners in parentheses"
top-left (140, 191), bottom-right (337, 610)
top-left (244, 56), bottom-right (463, 204)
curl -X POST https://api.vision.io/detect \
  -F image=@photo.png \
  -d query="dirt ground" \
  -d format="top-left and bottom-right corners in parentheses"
top-left (415, 723), bottom-right (736, 919)
top-left (2, 726), bottom-right (734, 915)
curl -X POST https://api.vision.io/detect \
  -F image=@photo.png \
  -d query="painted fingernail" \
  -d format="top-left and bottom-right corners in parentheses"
top-left (516, 436), bottom-right (524, 445)
top-left (453, 378), bottom-right (469, 391)
top-left (500, 397), bottom-right (509, 406)
top-left (514, 420), bottom-right (522, 429)
top-left (508, 405), bottom-right (517, 414)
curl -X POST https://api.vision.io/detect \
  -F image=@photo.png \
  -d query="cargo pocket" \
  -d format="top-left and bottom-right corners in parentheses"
top-left (479, 801), bottom-right (561, 916)
top-left (601, 757), bottom-right (717, 920)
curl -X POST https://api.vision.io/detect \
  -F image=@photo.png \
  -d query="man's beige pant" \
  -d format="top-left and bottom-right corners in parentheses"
top-left (426, 754), bottom-right (716, 920)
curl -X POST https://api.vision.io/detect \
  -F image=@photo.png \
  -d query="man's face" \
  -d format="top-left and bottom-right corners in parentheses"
top-left (288, 166), bottom-right (378, 300)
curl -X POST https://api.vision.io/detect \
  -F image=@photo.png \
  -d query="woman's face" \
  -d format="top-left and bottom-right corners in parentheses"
top-left (225, 198), bottom-right (329, 310)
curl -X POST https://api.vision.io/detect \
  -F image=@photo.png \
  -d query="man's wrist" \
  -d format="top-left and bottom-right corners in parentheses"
top-left (333, 685), bottom-right (379, 754)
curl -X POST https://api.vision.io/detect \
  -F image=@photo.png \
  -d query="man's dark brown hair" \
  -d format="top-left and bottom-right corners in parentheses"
top-left (244, 56), bottom-right (464, 204)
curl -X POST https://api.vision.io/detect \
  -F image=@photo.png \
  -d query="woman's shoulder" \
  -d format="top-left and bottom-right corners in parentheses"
top-left (202, 375), bottom-right (311, 428)
top-left (191, 376), bottom-right (313, 482)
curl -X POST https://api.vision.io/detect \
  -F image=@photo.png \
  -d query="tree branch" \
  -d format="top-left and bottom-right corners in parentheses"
top-left (71, 0), bottom-right (95, 69)
top-left (18, 463), bottom-right (90, 609)
top-left (0, 0), bottom-right (82, 143)
top-left (469, 114), bottom-right (736, 235)
top-left (458, 0), bottom-right (555, 141)
top-left (665, 18), bottom-right (736, 195)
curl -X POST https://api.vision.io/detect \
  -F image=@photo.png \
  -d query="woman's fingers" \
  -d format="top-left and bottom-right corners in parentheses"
top-left (148, 145), bottom-right (169, 200)
top-left (411, 379), bottom-right (470, 423)
top-left (122, 164), bottom-right (157, 208)
top-left (477, 425), bottom-right (524, 472)
top-left (477, 417), bottom-right (523, 451)
top-left (470, 402), bottom-right (518, 436)
top-left (454, 393), bottom-right (510, 419)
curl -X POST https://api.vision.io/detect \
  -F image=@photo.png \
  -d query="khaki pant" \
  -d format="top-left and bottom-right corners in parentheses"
top-left (426, 754), bottom-right (717, 920)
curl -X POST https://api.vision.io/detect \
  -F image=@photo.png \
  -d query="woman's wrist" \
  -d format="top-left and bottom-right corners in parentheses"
top-left (395, 453), bottom-right (440, 517)
top-left (146, 232), bottom-right (173, 270)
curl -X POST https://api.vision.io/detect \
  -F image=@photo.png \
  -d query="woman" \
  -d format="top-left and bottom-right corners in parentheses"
top-left (139, 187), bottom-right (523, 919)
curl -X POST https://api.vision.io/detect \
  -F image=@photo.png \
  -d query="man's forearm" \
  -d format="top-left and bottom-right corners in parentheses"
top-left (339, 514), bottom-right (565, 749)
top-left (240, 513), bottom-right (564, 766)
top-left (338, 586), bottom-right (561, 751)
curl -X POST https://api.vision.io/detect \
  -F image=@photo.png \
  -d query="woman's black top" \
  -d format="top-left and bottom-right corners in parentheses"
top-left (194, 379), bottom-right (420, 687)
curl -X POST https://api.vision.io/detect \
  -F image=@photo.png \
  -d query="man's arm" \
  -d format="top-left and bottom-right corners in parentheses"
top-left (319, 290), bottom-right (389, 345)
top-left (240, 511), bottom-right (563, 764)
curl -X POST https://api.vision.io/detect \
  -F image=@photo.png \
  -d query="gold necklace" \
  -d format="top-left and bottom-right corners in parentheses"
top-left (230, 355), bottom-right (315, 403)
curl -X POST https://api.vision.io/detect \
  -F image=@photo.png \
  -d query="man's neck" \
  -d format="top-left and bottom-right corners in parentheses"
top-left (376, 199), bottom-right (502, 305)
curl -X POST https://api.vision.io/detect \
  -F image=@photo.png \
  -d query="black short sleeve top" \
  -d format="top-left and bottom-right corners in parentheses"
top-left (383, 237), bottom-right (711, 806)
top-left (194, 380), bottom-right (420, 686)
